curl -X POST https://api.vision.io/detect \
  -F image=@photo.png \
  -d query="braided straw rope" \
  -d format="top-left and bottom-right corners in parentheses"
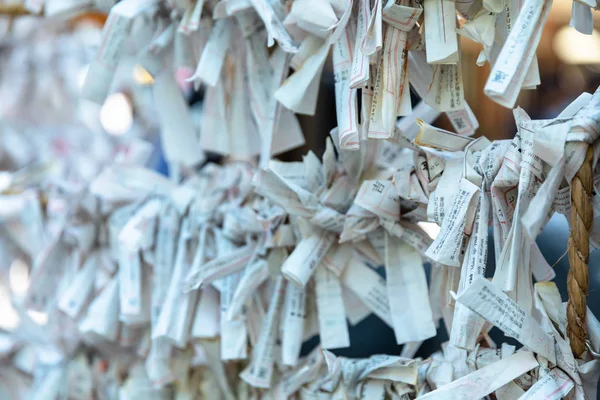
top-left (567, 146), bottom-right (594, 357)
top-left (0, 4), bottom-right (32, 16)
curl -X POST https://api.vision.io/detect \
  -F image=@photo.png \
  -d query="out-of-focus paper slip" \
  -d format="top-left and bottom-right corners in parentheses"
top-left (240, 276), bottom-right (284, 388)
top-left (183, 242), bottom-right (256, 292)
top-left (315, 266), bottom-right (350, 349)
top-left (385, 234), bottom-right (436, 344)
top-left (277, 348), bottom-right (323, 397)
top-left (118, 246), bottom-right (142, 319)
top-left (189, 18), bottom-right (233, 87)
top-left (219, 273), bottom-right (248, 360)
top-left (249, 0), bottom-right (298, 52)
top-left (154, 72), bottom-right (205, 168)
top-left (456, 276), bottom-right (556, 364)
top-left (282, 233), bottom-right (336, 287)
top-left (190, 286), bottom-right (219, 339)
top-left (518, 368), bottom-right (574, 400)
top-left (571, 2), bottom-right (593, 35)
top-left (281, 282), bottom-right (306, 366)
top-left (79, 275), bottom-right (119, 341)
top-left (341, 259), bottom-right (393, 327)
top-left (153, 219), bottom-right (199, 348)
top-left (213, 0), bottom-right (252, 18)
top-left (418, 351), bottom-right (539, 399)
top-left (82, 0), bottom-right (160, 104)
top-left (484, 0), bottom-right (552, 108)
top-left (321, 242), bottom-right (352, 277)
top-left (367, 25), bottom-right (410, 139)
top-left (118, 197), bottom-right (162, 253)
top-left (226, 259), bottom-right (269, 320)
top-left (58, 252), bottom-right (98, 318)
top-left (423, 0), bottom-right (458, 64)
top-left (343, 287), bottom-right (372, 326)
top-left (275, 36), bottom-right (328, 115)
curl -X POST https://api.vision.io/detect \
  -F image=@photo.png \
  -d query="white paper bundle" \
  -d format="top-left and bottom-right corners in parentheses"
top-left (0, 0), bottom-right (598, 399)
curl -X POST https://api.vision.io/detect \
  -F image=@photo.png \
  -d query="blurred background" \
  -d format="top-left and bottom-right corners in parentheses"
top-left (0, 0), bottom-right (597, 361)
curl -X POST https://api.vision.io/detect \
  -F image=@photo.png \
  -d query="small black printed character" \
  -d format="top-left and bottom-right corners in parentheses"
top-left (373, 181), bottom-right (385, 193)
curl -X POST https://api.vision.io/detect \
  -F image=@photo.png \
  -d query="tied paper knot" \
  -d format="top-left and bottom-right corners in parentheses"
top-left (567, 146), bottom-right (594, 357)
